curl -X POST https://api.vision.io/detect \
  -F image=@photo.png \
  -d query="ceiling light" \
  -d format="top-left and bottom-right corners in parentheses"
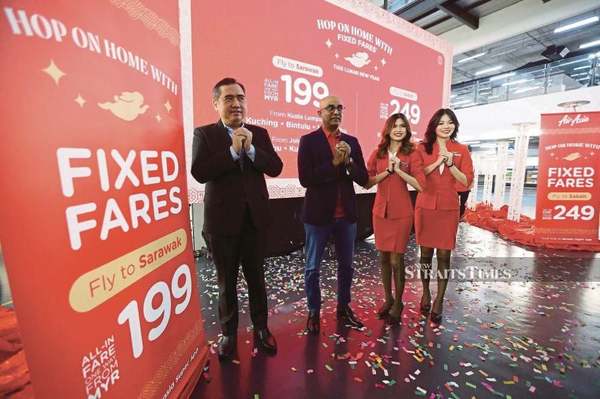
top-left (490, 72), bottom-right (516, 81)
top-left (514, 86), bottom-right (540, 94)
top-left (452, 99), bottom-right (474, 106)
top-left (552, 59), bottom-right (587, 68)
top-left (579, 39), bottom-right (600, 49)
top-left (475, 65), bottom-right (503, 76)
top-left (457, 52), bottom-right (486, 64)
top-left (502, 78), bottom-right (533, 87)
top-left (573, 65), bottom-right (590, 70)
top-left (554, 16), bottom-right (599, 33)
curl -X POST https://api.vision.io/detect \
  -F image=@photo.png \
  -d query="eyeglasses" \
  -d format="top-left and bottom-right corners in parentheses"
top-left (322, 104), bottom-right (344, 113)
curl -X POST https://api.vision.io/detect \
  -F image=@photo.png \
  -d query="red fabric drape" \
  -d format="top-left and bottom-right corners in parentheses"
top-left (464, 203), bottom-right (600, 251)
top-left (0, 306), bottom-right (31, 398)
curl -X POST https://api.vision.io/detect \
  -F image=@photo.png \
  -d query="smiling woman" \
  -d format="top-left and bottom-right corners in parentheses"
top-left (366, 112), bottom-right (424, 324)
top-left (415, 108), bottom-right (474, 323)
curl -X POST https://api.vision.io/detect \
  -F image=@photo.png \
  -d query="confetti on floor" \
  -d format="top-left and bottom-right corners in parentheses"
top-left (191, 223), bottom-right (600, 399)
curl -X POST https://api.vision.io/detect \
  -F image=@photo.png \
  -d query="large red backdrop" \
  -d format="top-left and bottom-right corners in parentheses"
top-left (188, 0), bottom-right (452, 202)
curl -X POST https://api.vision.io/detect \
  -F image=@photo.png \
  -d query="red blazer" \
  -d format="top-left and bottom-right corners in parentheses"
top-left (416, 141), bottom-right (473, 211)
top-left (367, 148), bottom-right (425, 219)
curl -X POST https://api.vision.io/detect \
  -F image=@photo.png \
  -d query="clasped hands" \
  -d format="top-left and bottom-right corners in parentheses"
top-left (437, 150), bottom-right (454, 166)
top-left (387, 156), bottom-right (407, 174)
top-left (231, 127), bottom-right (253, 154)
top-left (332, 141), bottom-right (351, 166)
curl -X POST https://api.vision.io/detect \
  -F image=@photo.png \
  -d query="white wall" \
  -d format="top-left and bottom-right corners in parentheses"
top-left (455, 85), bottom-right (600, 141)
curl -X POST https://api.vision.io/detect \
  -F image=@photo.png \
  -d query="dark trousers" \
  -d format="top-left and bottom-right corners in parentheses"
top-left (204, 207), bottom-right (268, 336)
top-left (458, 190), bottom-right (471, 217)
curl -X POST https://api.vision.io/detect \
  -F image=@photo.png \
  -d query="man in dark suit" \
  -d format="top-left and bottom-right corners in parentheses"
top-left (191, 78), bottom-right (282, 359)
top-left (297, 95), bottom-right (369, 333)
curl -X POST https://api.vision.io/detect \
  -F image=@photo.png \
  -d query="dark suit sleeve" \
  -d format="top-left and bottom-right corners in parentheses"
top-left (298, 135), bottom-right (338, 187)
top-left (346, 138), bottom-right (368, 187)
top-left (190, 126), bottom-right (237, 183)
top-left (249, 127), bottom-right (283, 177)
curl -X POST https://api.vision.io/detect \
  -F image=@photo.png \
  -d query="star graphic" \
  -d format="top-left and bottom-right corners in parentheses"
top-left (335, 53), bottom-right (339, 59)
top-left (325, 39), bottom-right (332, 48)
top-left (381, 58), bottom-right (386, 66)
top-left (164, 100), bottom-right (172, 113)
top-left (42, 60), bottom-right (66, 85)
top-left (374, 66), bottom-right (378, 71)
top-left (155, 114), bottom-right (162, 122)
top-left (74, 94), bottom-right (86, 107)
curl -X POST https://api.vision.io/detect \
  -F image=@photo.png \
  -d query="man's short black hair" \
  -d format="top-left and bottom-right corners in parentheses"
top-left (212, 77), bottom-right (246, 100)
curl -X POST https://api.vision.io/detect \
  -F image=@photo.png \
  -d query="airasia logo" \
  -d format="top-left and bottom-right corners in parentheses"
top-left (558, 114), bottom-right (590, 127)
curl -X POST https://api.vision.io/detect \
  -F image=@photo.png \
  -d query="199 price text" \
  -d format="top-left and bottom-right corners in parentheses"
top-left (118, 264), bottom-right (192, 358)
top-left (281, 74), bottom-right (329, 107)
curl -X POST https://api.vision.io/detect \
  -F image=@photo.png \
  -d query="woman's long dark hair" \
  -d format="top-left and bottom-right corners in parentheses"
top-left (422, 108), bottom-right (459, 154)
top-left (376, 113), bottom-right (414, 159)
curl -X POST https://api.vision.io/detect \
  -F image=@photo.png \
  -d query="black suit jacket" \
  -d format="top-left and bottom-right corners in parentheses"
top-left (297, 128), bottom-right (368, 225)
top-left (191, 121), bottom-right (283, 235)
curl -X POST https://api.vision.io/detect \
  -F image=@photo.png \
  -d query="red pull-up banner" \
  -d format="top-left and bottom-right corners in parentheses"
top-left (536, 112), bottom-right (600, 248)
top-left (0, 1), bottom-right (207, 397)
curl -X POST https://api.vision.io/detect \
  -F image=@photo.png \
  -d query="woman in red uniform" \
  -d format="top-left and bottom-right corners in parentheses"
top-left (366, 113), bottom-right (425, 323)
top-left (415, 108), bottom-right (473, 323)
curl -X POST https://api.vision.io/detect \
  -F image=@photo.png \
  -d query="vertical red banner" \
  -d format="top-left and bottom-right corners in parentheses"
top-left (0, 1), bottom-right (206, 397)
top-left (536, 112), bottom-right (600, 248)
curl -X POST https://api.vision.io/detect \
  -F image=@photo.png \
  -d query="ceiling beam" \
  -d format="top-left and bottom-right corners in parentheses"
top-left (409, 8), bottom-right (438, 23)
top-left (422, 15), bottom-right (452, 30)
top-left (394, 0), bottom-right (443, 22)
top-left (438, 1), bottom-right (480, 30)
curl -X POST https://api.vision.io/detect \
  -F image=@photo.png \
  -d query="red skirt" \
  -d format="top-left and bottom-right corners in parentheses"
top-left (373, 215), bottom-right (412, 253)
top-left (415, 207), bottom-right (459, 250)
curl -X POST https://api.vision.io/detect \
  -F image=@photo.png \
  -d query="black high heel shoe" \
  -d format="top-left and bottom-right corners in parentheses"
top-left (387, 303), bottom-right (403, 324)
top-left (376, 301), bottom-right (393, 319)
top-left (430, 301), bottom-right (443, 323)
top-left (430, 311), bottom-right (442, 324)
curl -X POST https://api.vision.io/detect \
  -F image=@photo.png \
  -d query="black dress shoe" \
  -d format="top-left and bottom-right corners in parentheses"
top-left (254, 328), bottom-right (277, 355)
top-left (217, 335), bottom-right (236, 360)
top-left (306, 310), bottom-right (320, 334)
top-left (336, 305), bottom-right (364, 329)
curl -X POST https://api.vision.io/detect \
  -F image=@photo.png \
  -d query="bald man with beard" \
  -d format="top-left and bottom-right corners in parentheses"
top-left (297, 96), bottom-right (369, 334)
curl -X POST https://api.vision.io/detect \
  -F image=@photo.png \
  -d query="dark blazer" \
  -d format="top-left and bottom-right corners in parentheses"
top-left (191, 121), bottom-right (283, 235)
top-left (298, 128), bottom-right (369, 225)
